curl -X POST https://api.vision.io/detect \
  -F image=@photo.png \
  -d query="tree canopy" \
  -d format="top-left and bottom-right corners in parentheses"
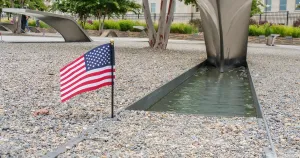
top-left (0, 0), bottom-right (47, 13)
top-left (51, 0), bottom-right (141, 29)
top-left (51, 0), bottom-right (140, 19)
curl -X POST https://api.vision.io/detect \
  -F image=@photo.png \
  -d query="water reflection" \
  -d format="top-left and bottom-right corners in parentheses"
top-left (147, 66), bottom-right (257, 117)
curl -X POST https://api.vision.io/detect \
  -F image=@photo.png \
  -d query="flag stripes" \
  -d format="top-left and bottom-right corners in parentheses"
top-left (60, 44), bottom-right (115, 102)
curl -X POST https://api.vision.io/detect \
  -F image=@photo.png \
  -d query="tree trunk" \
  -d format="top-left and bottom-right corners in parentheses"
top-left (154, 0), bottom-right (167, 48)
top-left (100, 14), bottom-right (106, 34)
top-left (16, 14), bottom-right (22, 34)
top-left (10, 0), bottom-right (18, 33)
top-left (98, 11), bottom-right (102, 35)
top-left (142, 0), bottom-right (156, 47)
top-left (163, 0), bottom-right (176, 49)
top-left (16, 0), bottom-right (25, 34)
top-left (142, 0), bottom-right (175, 49)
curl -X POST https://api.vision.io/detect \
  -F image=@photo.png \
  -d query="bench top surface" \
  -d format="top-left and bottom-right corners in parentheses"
top-left (2, 8), bottom-right (73, 20)
top-left (133, 26), bottom-right (146, 30)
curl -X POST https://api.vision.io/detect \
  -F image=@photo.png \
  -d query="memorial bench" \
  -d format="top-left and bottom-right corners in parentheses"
top-left (266, 34), bottom-right (280, 46)
top-left (133, 26), bottom-right (147, 36)
top-left (3, 8), bottom-right (92, 42)
top-left (0, 22), bottom-right (14, 32)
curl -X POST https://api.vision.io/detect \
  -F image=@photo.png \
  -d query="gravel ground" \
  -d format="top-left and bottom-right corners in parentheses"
top-left (0, 41), bottom-right (208, 157)
top-left (247, 46), bottom-right (300, 158)
top-left (0, 40), bottom-right (298, 157)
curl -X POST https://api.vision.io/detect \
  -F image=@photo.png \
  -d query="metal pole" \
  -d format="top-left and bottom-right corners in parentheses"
top-left (286, 11), bottom-right (289, 26)
top-left (110, 39), bottom-right (115, 118)
top-left (259, 14), bottom-right (262, 23)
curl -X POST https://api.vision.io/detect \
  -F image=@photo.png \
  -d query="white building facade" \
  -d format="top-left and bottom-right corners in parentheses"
top-left (133, 0), bottom-right (198, 14)
top-left (263, 0), bottom-right (300, 12)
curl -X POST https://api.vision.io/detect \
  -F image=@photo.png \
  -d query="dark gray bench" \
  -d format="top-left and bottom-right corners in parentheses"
top-left (3, 8), bottom-right (92, 42)
top-left (266, 34), bottom-right (280, 46)
top-left (133, 26), bottom-right (147, 36)
top-left (0, 22), bottom-right (14, 32)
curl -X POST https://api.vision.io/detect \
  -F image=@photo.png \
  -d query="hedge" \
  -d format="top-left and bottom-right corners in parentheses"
top-left (249, 24), bottom-right (300, 38)
top-left (83, 20), bottom-right (197, 34)
top-left (2, 19), bottom-right (300, 37)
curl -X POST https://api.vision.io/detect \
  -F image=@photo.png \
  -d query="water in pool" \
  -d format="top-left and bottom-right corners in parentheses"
top-left (147, 66), bottom-right (257, 117)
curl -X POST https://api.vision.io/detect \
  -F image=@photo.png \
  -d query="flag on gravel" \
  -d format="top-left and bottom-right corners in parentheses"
top-left (60, 43), bottom-right (115, 102)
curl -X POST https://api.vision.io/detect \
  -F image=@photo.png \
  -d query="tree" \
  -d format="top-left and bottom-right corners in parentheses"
top-left (0, 0), bottom-right (10, 21)
top-left (142, 0), bottom-right (176, 49)
top-left (52, 0), bottom-right (141, 35)
top-left (0, 0), bottom-right (47, 32)
top-left (91, 0), bottom-right (119, 35)
top-left (250, 0), bottom-right (264, 17)
top-left (52, 0), bottom-right (94, 28)
top-left (93, 0), bottom-right (141, 35)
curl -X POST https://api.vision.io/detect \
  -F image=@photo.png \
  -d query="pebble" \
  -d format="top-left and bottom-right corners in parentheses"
top-left (1, 41), bottom-right (299, 157)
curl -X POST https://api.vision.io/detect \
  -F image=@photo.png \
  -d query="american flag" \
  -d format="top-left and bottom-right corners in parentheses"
top-left (60, 43), bottom-right (115, 102)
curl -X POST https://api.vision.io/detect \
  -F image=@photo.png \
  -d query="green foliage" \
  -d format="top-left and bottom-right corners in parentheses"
top-left (27, 20), bottom-right (49, 28)
top-left (170, 23), bottom-right (198, 34)
top-left (249, 24), bottom-right (300, 38)
top-left (251, 0), bottom-right (264, 17)
top-left (51, 0), bottom-right (141, 28)
top-left (0, 0), bottom-right (47, 10)
top-left (80, 20), bottom-right (197, 34)
top-left (104, 20), bottom-right (121, 30)
top-left (189, 18), bottom-right (202, 32)
top-left (118, 20), bottom-right (135, 31)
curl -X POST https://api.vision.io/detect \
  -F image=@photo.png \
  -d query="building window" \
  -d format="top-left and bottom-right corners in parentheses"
top-left (296, 0), bottom-right (300, 10)
top-left (151, 3), bottom-right (156, 13)
top-left (279, 0), bottom-right (286, 11)
top-left (265, 0), bottom-right (272, 11)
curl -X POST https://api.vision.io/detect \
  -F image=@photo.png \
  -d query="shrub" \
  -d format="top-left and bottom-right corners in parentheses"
top-left (84, 23), bottom-right (97, 30)
top-left (249, 19), bottom-right (257, 25)
top-left (28, 20), bottom-right (49, 28)
top-left (104, 20), bottom-right (120, 30)
top-left (293, 18), bottom-right (300, 27)
top-left (189, 18), bottom-right (202, 32)
top-left (87, 19), bottom-right (93, 24)
top-left (170, 23), bottom-right (197, 34)
top-left (118, 20), bottom-right (135, 31)
top-left (249, 25), bottom-right (257, 36)
top-left (259, 20), bottom-right (268, 25)
top-left (249, 24), bottom-right (300, 38)
top-left (292, 27), bottom-right (300, 37)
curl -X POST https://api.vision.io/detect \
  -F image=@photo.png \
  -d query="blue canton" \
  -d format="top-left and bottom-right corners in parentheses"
top-left (84, 44), bottom-right (113, 71)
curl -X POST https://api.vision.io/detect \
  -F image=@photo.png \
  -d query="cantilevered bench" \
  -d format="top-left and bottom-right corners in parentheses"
top-left (3, 8), bottom-right (92, 42)
top-left (266, 34), bottom-right (280, 46)
top-left (133, 26), bottom-right (148, 36)
top-left (0, 22), bottom-right (14, 32)
top-left (0, 25), bottom-right (10, 32)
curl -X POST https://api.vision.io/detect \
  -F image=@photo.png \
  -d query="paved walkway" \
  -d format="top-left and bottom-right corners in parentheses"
top-left (1, 34), bottom-right (300, 52)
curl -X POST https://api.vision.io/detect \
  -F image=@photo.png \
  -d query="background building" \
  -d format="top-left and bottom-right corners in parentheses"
top-left (263, 0), bottom-right (300, 13)
top-left (131, 0), bottom-right (200, 22)
top-left (133, 0), bottom-right (198, 14)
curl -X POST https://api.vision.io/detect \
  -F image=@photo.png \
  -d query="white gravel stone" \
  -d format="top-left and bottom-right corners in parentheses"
top-left (1, 40), bottom-right (298, 157)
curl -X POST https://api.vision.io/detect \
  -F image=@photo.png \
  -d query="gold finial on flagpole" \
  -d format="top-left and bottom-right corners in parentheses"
top-left (110, 39), bottom-right (114, 45)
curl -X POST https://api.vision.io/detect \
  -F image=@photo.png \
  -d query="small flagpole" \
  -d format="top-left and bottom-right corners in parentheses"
top-left (110, 39), bottom-right (115, 118)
